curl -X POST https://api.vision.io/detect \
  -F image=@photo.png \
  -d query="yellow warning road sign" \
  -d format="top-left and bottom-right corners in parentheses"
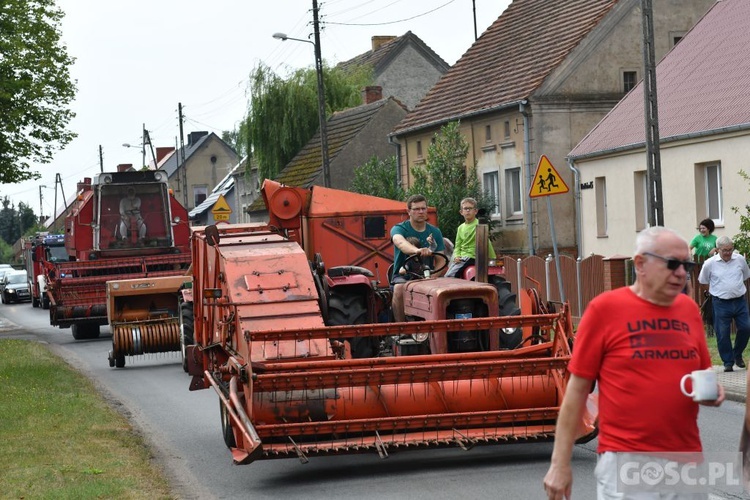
top-left (529, 155), bottom-right (569, 198)
top-left (211, 194), bottom-right (232, 215)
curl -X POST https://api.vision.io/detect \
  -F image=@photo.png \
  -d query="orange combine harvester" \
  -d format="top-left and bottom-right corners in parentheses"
top-left (181, 180), bottom-right (598, 464)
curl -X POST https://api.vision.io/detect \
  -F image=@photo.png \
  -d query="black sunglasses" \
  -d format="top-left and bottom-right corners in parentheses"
top-left (643, 252), bottom-right (695, 273)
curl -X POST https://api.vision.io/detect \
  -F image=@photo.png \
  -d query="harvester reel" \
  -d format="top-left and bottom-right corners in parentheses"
top-left (400, 252), bottom-right (449, 279)
top-left (110, 319), bottom-right (181, 368)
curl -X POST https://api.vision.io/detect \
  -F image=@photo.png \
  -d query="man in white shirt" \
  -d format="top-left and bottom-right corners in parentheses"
top-left (698, 235), bottom-right (750, 372)
top-left (119, 187), bottom-right (147, 241)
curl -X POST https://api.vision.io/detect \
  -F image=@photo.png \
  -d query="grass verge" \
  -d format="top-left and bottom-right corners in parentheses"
top-left (704, 326), bottom-right (721, 366)
top-left (0, 339), bottom-right (173, 499)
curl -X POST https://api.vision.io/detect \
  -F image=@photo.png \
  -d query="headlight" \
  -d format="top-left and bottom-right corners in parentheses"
top-left (488, 259), bottom-right (497, 267)
top-left (8, 289), bottom-right (16, 294)
top-left (155, 172), bottom-right (164, 181)
top-left (502, 327), bottom-right (518, 335)
top-left (101, 174), bottom-right (112, 184)
top-left (412, 332), bottom-right (429, 342)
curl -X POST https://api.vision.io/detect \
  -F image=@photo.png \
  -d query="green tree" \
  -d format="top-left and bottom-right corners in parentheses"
top-left (221, 127), bottom-right (246, 158)
top-left (244, 62), bottom-right (372, 181)
top-left (0, 197), bottom-right (38, 246)
top-left (0, 0), bottom-right (77, 184)
top-left (351, 156), bottom-right (405, 201)
top-left (0, 238), bottom-right (12, 263)
top-left (732, 170), bottom-right (750, 255)
top-left (409, 121), bottom-right (494, 240)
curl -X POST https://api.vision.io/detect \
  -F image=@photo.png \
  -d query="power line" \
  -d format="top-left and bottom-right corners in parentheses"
top-left (325, 0), bottom-right (456, 26)
top-left (331, 0), bottom-right (407, 22)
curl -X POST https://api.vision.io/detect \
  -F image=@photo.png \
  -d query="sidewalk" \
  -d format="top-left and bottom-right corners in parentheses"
top-left (714, 364), bottom-right (747, 403)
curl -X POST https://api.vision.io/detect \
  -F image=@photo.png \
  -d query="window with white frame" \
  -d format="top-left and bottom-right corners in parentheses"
top-left (483, 171), bottom-right (500, 216)
top-left (633, 170), bottom-right (648, 231)
top-left (596, 176), bottom-right (607, 237)
top-left (705, 163), bottom-right (723, 222)
top-left (505, 167), bottom-right (522, 217)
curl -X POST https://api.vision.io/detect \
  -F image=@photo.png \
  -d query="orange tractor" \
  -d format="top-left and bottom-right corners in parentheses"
top-left (182, 180), bottom-right (597, 464)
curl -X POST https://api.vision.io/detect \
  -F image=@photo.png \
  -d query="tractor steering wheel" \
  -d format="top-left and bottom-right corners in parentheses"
top-left (400, 252), bottom-right (449, 279)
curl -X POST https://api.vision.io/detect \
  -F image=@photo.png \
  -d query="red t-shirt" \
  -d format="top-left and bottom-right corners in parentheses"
top-left (569, 286), bottom-right (711, 453)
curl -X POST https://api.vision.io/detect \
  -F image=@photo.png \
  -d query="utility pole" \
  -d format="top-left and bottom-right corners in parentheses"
top-left (144, 129), bottom-right (156, 168)
top-left (99, 145), bottom-right (104, 173)
top-left (39, 185), bottom-right (45, 222)
top-left (141, 123), bottom-right (147, 169)
top-left (472, 0), bottom-right (478, 41)
top-left (642, 0), bottom-right (663, 226)
top-left (178, 103), bottom-right (188, 206)
top-left (312, 0), bottom-right (331, 188)
top-left (51, 173), bottom-right (67, 232)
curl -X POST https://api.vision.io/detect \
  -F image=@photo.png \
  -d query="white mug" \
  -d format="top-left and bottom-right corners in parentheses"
top-left (680, 369), bottom-right (718, 402)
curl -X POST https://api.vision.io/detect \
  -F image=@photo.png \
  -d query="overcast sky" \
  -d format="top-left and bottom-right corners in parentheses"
top-left (6, 0), bottom-right (511, 217)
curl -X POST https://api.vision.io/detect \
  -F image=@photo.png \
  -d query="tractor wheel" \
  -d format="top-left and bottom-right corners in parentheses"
top-left (327, 291), bottom-right (376, 358)
top-left (32, 295), bottom-right (39, 308)
top-left (180, 301), bottom-right (194, 373)
top-left (42, 295), bottom-right (50, 310)
top-left (491, 276), bottom-right (523, 349)
top-left (220, 398), bottom-right (236, 449)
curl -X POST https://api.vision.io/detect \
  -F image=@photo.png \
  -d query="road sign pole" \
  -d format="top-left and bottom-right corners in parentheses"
top-left (547, 196), bottom-right (566, 303)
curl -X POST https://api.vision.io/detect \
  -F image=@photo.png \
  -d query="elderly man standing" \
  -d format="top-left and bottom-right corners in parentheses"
top-left (698, 235), bottom-right (750, 372)
top-left (543, 227), bottom-right (723, 499)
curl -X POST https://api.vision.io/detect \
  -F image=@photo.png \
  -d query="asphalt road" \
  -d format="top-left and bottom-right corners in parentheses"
top-left (1, 302), bottom-right (747, 499)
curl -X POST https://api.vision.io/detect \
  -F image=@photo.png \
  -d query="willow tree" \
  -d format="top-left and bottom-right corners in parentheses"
top-left (0, 0), bottom-right (77, 184)
top-left (244, 62), bottom-right (372, 181)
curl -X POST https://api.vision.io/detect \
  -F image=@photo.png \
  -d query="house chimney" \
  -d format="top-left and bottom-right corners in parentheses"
top-left (116, 163), bottom-right (134, 172)
top-left (361, 86), bottom-right (383, 104)
top-left (371, 35), bottom-right (396, 51)
top-left (78, 178), bottom-right (92, 193)
top-left (187, 131), bottom-right (209, 146)
top-left (155, 147), bottom-right (175, 164)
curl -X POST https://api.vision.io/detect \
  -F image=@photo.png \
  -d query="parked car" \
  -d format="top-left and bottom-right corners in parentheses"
top-left (1, 270), bottom-right (31, 304)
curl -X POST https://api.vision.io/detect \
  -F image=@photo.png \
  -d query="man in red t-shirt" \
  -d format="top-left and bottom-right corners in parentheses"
top-left (543, 227), bottom-right (725, 499)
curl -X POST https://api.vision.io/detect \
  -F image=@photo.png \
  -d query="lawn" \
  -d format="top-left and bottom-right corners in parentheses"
top-left (704, 324), bottom-right (722, 366)
top-left (0, 339), bottom-right (174, 499)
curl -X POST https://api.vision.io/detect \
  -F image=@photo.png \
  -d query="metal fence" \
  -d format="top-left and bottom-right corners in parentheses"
top-left (502, 254), bottom-right (605, 324)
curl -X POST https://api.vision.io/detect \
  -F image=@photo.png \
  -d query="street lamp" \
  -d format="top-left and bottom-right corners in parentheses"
top-left (122, 142), bottom-right (145, 169)
top-left (273, 26), bottom-right (331, 188)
